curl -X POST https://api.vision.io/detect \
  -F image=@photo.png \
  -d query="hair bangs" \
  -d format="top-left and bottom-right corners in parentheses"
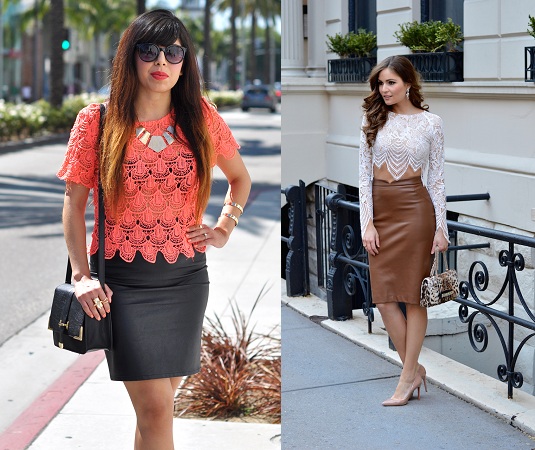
top-left (135, 14), bottom-right (181, 46)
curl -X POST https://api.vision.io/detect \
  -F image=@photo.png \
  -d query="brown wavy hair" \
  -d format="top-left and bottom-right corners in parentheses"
top-left (100, 9), bottom-right (213, 222)
top-left (362, 55), bottom-right (428, 148)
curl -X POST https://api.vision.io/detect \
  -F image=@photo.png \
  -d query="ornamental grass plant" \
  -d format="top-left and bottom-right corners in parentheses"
top-left (529, 15), bottom-right (535, 39)
top-left (174, 286), bottom-right (281, 423)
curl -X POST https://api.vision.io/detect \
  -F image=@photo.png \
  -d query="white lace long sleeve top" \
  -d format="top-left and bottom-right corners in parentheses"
top-left (359, 111), bottom-right (448, 241)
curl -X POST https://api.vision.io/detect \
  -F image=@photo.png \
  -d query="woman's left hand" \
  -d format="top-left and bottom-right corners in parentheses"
top-left (186, 223), bottom-right (230, 249)
top-left (431, 231), bottom-right (449, 254)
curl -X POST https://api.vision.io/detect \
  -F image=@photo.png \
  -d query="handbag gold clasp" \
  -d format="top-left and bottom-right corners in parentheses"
top-left (73, 326), bottom-right (84, 341)
top-left (59, 321), bottom-right (69, 330)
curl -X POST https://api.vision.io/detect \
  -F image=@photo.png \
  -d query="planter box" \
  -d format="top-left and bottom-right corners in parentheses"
top-left (404, 52), bottom-right (464, 82)
top-left (328, 57), bottom-right (377, 83)
top-left (526, 46), bottom-right (535, 82)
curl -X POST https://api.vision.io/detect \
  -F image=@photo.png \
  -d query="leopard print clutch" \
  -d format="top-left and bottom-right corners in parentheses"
top-left (420, 252), bottom-right (459, 308)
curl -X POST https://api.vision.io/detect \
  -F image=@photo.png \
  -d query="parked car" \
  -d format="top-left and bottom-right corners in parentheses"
top-left (241, 85), bottom-right (277, 113)
top-left (273, 82), bottom-right (281, 103)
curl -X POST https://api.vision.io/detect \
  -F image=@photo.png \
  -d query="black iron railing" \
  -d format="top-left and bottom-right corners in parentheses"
top-left (404, 51), bottom-right (464, 82)
top-left (328, 57), bottom-right (377, 83)
top-left (281, 181), bottom-right (309, 296)
top-left (321, 189), bottom-right (535, 399)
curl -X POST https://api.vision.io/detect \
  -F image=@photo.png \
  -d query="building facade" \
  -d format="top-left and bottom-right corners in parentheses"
top-left (282, 0), bottom-right (535, 393)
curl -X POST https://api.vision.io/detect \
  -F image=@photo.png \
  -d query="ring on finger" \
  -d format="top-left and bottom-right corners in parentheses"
top-left (204, 232), bottom-right (208, 239)
top-left (93, 297), bottom-right (104, 310)
top-left (102, 297), bottom-right (109, 304)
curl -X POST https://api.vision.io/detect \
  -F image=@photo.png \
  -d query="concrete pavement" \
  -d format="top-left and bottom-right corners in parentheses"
top-left (282, 288), bottom-right (535, 449)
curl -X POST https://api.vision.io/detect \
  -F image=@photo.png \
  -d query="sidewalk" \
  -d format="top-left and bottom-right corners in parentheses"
top-left (0, 188), bottom-right (281, 450)
top-left (282, 287), bottom-right (535, 449)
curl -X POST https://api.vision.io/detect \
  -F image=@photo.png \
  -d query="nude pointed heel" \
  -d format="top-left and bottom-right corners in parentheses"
top-left (382, 374), bottom-right (423, 407)
top-left (418, 364), bottom-right (428, 393)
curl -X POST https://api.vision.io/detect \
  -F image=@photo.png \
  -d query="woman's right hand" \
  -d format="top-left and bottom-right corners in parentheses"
top-left (363, 223), bottom-right (380, 256)
top-left (74, 275), bottom-right (113, 320)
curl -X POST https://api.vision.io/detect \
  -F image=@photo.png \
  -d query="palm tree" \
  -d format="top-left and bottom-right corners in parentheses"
top-left (136, 0), bottom-right (144, 15)
top-left (49, 0), bottom-right (64, 106)
top-left (258, 0), bottom-right (280, 85)
top-left (203, 0), bottom-right (212, 89)
top-left (210, 0), bottom-right (240, 89)
top-left (66, 0), bottom-right (135, 89)
top-left (217, 0), bottom-right (280, 86)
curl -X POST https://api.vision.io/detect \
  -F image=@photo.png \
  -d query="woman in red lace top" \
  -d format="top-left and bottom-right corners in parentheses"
top-left (58, 9), bottom-right (250, 448)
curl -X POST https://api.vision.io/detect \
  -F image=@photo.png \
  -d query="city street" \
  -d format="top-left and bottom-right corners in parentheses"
top-left (0, 106), bottom-right (281, 444)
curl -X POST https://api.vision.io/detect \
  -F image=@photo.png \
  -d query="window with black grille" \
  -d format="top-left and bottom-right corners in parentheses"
top-left (421, 0), bottom-right (464, 30)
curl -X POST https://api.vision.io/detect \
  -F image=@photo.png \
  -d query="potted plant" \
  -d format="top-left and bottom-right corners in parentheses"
top-left (525, 15), bottom-right (535, 82)
top-left (394, 18), bottom-right (464, 82)
top-left (326, 29), bottom-right (377, 83)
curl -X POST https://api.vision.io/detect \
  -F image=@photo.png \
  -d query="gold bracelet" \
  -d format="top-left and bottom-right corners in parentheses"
top-left (220, 212), bottom-right (239, 226)
top-left (223, 201), bottom-right (244, 215)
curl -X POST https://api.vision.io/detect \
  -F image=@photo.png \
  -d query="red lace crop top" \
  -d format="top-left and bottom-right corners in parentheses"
top-left (57, 100), bottom-right (238, 263)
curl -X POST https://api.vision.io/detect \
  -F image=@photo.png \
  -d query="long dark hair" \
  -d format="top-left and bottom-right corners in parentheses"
top-left (101, 9), bottom-right (213, 222)
top-left (362, 55), bottom-right (428, 148)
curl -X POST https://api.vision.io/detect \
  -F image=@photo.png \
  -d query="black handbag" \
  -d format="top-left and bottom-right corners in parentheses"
top-left (48, 104), bottom-right (112, 353)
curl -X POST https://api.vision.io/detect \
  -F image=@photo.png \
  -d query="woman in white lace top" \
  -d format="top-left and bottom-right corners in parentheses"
top-left (359, 56), bottom-right (448, 406)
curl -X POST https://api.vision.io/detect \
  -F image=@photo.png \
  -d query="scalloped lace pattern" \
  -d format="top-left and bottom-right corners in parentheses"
top-left (359, 111), bottom-right (448, 240)
top-left (57, 101), bottom-right (238, 263)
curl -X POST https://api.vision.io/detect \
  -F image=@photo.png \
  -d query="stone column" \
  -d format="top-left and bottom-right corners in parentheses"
top-left (306, 0), bottom-right (327, 78)
top-left (282, 0), bottom-right (307, 77)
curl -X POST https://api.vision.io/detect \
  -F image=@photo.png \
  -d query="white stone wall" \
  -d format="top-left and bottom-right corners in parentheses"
top-left (464, 0), bottom-right (535, 80)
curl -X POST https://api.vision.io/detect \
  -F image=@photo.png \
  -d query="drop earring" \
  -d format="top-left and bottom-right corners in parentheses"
top-left (406, 88), bottom-right (410, 99)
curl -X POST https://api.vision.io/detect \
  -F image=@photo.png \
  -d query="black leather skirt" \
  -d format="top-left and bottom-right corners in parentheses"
top-left (90, 251), bottom-right (209, 381)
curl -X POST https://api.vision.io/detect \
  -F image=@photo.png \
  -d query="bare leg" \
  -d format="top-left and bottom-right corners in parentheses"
top-left (124, 377), bottom-right (180, 450)
top-left (376, 302), bottom-right (407, 363)
top-left (400, 303), bottom-right (427, 381)
top-left (377, 302), bottom-right (428, 402)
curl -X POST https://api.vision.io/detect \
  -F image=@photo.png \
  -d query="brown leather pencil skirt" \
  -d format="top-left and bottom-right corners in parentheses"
top-left (369, 177), bottom-right (435, 305)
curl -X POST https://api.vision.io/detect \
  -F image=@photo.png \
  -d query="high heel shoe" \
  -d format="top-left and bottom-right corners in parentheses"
top-left (418, 364), bottom-right (428, 393)
top-left (382, 374), bottom-right (423, 407)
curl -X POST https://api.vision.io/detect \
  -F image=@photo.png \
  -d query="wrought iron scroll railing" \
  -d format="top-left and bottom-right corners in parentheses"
top-left (324, 190), bottom-right (535, 399)
top-left (281, 181), bottom-right (309, 296)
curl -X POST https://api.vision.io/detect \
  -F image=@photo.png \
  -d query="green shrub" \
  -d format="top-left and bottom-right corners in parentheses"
top-left (207, 90), bottom-right (242, 108)
top-left (394, 18), bottom-right (463, 53)
top-left (1, 91), bottom-right (242, 142)
top-left (529, 15), bottom-right (535, 39)
top-left (327, 29), bottom-right (377, 58)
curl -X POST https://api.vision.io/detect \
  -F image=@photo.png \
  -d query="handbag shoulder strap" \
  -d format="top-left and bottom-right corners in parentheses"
top-left (65, 103), bottom-right (106, 285)
top-left (97, 103), bottom-right (106, 288)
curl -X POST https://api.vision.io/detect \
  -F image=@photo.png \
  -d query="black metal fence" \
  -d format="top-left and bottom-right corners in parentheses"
top-left (282, 182), bottom-right (535, 398)
top-left (328, 57), bottom-right (377, 83)
top-left (281, 181), bottom-right (309, 296)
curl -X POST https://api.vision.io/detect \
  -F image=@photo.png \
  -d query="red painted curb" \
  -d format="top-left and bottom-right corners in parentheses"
top-left (0, 351), bottom-right (105, 450)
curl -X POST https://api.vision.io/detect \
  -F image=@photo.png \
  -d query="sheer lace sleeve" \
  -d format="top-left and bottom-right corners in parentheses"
top-left (202, 98), bottom-right (239, 166)
top-left (57, 103), bottom-right (100, 189)
top-left (359, 114), bottom-right (374, 238)
top-left (426, 115), bottom-right (449, 241)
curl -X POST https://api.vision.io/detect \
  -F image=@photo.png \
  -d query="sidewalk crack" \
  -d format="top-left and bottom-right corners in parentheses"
top-left (283, 374), bottom-right (398, 394)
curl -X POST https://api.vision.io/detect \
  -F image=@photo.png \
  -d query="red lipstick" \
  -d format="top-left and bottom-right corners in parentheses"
top-left (151, 71), bottom-right (169, 80)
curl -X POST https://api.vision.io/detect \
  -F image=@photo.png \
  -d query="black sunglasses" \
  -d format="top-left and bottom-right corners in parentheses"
top-left (136, 43), bottom-right (187, 64)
